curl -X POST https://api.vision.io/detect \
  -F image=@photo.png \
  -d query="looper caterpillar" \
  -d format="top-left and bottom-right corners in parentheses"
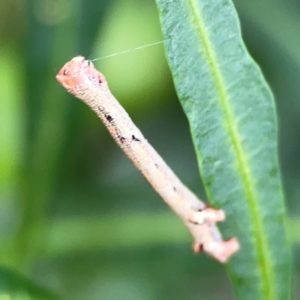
top-left (56, 56), bottom-right (239, 262)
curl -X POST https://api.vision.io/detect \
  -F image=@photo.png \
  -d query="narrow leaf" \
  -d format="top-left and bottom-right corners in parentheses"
top-left (155, 0), bottom-right (291, 299)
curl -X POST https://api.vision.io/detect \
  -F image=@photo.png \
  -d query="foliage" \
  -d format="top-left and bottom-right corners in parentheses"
top-left (0, 0), bottom-right (299, 299)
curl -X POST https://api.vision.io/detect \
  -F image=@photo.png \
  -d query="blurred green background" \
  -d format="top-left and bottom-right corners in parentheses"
top-left (0, 0), bottom-right (299, 299)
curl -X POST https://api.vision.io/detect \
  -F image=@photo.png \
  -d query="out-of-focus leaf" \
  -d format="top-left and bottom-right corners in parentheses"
top-left (19, 0), bottom-right (83, 270)
top-left (45, 212), bottom-right (187, 257)
top-left (0, 46), bottom-right (25, 267)
top-left (155, 0), bottom-right (291, 299)
top-left (0, 267), bottom-right (60, 300)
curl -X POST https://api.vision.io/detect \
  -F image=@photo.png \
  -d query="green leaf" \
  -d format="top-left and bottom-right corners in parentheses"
top-left (155, 0), bottom-right (291, 299)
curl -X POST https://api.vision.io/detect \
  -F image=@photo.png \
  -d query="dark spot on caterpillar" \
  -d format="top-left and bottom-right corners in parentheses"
top-left (96, 74), bottom-right (103, 84)
top-left (188, 219), bottom-right (199, 225)
top-left (192, 242), bottom-right (204, 254)
top-left (173, 187), bottom-right (177, 192)
top-left (105, 114), bottom-right (113, 122)
top-left (120, 137), bottom-right (126, 143)
top-left (155, 164), bottom-right (158, 168)
top-left (197, 244), bottom-right (204, 252)
top-left (89, 75), bottom-right (102, 86)
top-left (63, 69), bottom-right (69, 75)
top-left (132, 135), bottom-right (140, 142)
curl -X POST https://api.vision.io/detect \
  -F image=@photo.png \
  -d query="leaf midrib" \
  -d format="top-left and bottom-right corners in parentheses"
top-left (188, 0), bottom-right (275, 299)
